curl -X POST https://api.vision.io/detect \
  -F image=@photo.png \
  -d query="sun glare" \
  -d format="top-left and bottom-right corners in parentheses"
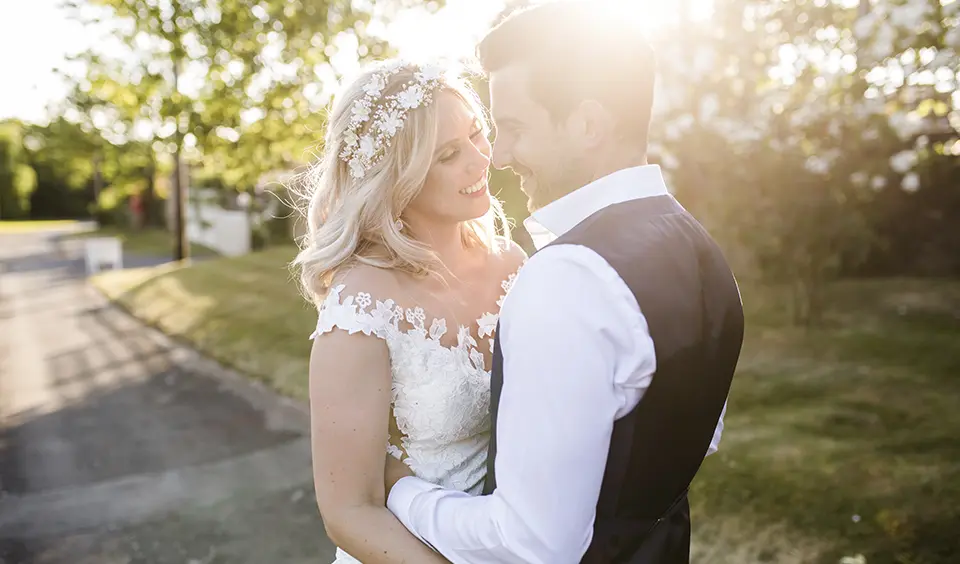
top-left (603, 0), bottom-right (715, 31)
top-left (388, 0), bottom-right (716, 62)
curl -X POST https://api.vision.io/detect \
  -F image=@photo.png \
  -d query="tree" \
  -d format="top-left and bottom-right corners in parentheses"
top-left (21, 118), bottom-right (103, 219)
top-left (60, 0), bottom-right (420, 258)
top-left (0, 120), bottom-right (37, 220)
top-left (646, 0), bottom-right (959, 324)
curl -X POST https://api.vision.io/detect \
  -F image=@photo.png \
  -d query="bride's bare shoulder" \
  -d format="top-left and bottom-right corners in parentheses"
top-left (331, 263), bottom-right (405, 299)
top-left (491, 236), bottom-right (528, 278)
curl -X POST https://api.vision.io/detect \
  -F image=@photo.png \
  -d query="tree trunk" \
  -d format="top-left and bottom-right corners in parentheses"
top-left (92, 151), bottom-right (103, 220)
top-left (142, 155), bottom-right (158, 227)
top-left (172, 59), bottom-right (188, 261)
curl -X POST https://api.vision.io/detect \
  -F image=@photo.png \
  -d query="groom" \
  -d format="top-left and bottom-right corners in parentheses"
top-left (385, 2), bottom-right (744, 562)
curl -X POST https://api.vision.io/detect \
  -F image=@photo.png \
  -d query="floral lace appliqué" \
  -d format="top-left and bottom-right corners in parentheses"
top-left (480, 263), bottom-right (523, 352)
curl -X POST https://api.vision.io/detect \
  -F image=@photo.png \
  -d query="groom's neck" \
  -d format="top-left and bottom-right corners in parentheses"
top-left (586, 148), bottom-right (648, 185)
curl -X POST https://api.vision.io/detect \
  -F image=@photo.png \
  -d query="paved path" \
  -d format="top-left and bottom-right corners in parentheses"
top-left (0, 227), bottom-right (336, 564)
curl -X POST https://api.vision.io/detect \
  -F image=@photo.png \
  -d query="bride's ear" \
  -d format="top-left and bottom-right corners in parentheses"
top-left (569, 99), bottom-right (614, 150)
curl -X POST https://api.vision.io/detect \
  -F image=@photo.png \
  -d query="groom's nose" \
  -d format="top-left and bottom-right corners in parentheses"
top-left (491, 140), bottom-right (512, 171)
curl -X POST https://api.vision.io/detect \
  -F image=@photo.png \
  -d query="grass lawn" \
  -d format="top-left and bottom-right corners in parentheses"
top-left (92, 246), bottom-right (314, 399)
top-left (0, 219), bottom-right (79, 233)
top-left (692, 278), bottom-right (960, 564)
top-left (67, 225), bottom-right (219, 258)
top-left (92, 251), bottom-right (960, 563)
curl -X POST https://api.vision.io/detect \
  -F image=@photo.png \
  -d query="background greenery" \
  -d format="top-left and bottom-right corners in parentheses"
top-left (3, 0), bottom-right (958, 322)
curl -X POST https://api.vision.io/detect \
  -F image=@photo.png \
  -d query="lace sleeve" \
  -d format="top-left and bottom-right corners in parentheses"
top-left (309, 284), bottom-right (401, 340)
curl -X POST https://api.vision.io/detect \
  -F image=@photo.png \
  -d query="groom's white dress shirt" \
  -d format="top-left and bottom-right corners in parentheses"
top-left (386, 165), bottom-right (727, 564)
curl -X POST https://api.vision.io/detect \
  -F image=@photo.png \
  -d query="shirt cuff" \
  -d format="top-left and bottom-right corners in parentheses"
top-left (386, 475), bottom-right (442, 538)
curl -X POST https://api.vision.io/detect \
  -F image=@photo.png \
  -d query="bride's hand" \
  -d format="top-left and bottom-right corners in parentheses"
top-left (384, 453), bottom-right (414, 497)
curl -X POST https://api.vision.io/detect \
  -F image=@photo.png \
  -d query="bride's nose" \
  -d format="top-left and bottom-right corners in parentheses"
top-left (465, 141), bottom-right (491, 174)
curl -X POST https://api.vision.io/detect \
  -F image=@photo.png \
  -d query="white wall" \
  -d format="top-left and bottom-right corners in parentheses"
top-left (186, 189), bottom-right (251, 256)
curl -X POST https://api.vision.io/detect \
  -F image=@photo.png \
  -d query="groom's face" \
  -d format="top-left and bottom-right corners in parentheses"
top-left (488, 64), bottom-right (583, 213)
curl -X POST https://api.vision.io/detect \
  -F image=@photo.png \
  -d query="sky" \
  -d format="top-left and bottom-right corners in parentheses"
top-left (0, 0), bottom-right (94, 122)
top-left (0, 0), bottom-right (713, 124)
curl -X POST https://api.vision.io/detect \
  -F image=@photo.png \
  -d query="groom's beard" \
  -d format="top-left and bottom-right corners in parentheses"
top-left (528, 158), bottom-right (592, 212)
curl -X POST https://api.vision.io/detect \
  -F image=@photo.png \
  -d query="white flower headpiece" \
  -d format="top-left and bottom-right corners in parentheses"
top-left (339, 61), bottom-right (447, 179)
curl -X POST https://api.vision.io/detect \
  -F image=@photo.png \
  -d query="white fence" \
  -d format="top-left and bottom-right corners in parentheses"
top-left (185, 191), bottom-right (251, 257)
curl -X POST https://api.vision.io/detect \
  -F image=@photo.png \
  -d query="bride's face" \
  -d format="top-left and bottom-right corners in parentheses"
top-left (403, 91), bottom-right (492, 227)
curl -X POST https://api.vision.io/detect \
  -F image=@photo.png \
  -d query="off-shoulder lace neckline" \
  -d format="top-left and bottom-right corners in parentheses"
top-left (311, 267), bottom-right (521, 373)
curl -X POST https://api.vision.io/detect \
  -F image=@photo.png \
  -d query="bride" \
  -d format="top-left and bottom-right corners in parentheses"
top-left (292, 59), bottom-right (526, 563)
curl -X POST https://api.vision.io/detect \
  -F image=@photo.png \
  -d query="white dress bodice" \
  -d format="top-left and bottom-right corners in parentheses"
top-left (311, 272), bottom-right (519, 563)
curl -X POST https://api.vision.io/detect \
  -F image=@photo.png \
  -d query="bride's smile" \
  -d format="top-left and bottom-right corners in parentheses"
top-left (459, 176), bottom-right (488, 196)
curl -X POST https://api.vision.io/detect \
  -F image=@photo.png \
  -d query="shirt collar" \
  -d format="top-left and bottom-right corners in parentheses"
top-left (522, 164), bottom-right (670, 250)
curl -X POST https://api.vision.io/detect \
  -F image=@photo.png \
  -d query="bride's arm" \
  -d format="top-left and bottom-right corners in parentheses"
top-left (309, 328), bottom-right (448, 563)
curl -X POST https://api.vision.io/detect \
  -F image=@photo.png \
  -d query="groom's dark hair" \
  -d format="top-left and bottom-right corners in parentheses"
top-left (477, 0), bottom-right (657, 148)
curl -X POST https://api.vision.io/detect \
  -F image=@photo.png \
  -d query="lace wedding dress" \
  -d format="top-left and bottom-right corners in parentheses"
top-left (310, 272), bottom-right (519, 564)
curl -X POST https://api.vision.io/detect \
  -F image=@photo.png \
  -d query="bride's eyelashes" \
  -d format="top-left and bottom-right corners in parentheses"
top-left (439, 128), bottom-right (485, 164)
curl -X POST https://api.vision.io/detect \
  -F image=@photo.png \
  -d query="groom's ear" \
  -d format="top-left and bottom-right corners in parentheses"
top-left (571, 99), bottom-right (615, 150)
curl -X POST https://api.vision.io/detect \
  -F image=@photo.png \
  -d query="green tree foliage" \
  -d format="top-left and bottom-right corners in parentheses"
top-left (24, 0), bottom-right (956, 326)
top-left (0, 120), bottom-right (37, 220)
top-left (648, 0), bottom-right (959, 323)
top-left (60, 0), bottom-right (417, 193)
top-left (22, 118), bottom-right (100, 219)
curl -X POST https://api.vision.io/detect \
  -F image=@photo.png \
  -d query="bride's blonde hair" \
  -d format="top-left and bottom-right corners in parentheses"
top-left (291, 60), bottom-right (510, 305)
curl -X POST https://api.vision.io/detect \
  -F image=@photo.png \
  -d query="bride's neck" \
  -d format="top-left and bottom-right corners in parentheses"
top-left (405, 218), bottom-right (473, 276)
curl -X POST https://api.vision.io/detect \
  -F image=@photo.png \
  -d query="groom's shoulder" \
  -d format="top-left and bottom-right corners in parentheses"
top-left (554, 197), bottom-right (691, 248)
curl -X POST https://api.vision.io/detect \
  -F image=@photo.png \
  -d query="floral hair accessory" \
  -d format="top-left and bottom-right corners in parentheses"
top-left (339, 61), bottom-right (447, 179)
